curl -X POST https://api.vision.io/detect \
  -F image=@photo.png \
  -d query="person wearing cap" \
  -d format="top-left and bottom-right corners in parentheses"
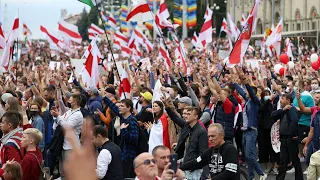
top-left (176, 97), bottom-right (193, 116)
top-left (87, 86), bottom-right (103, 124)
top-left (136, 91), bottom-right (154, 127)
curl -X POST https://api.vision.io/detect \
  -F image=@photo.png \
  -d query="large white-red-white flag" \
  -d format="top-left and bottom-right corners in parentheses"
top-left (118, 70), bottom-right (131, 100)
top-left (127, 0), bottom-right (153, 22)
top-left (82, 39), bottom-right (101, 87)
top-left (199, 6), bottom-right (213, 48)
top-left (0, 25), bottom-right (5, 49)
top-left (1, 17), bottom-right (19, 70)
top-left (226, 0), bottom-right (261, 67)
top-left (58, 19), bottom-right (82, 44)
top-left (115, 31), bottom-right (129, 45)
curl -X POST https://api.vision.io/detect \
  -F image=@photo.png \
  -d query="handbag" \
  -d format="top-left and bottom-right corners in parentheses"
top-left (30, 153), bottom-right (51, 180)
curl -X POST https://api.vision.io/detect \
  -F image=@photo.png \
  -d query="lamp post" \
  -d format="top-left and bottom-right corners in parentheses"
top-left (210, 3), bottom-right (220, 38)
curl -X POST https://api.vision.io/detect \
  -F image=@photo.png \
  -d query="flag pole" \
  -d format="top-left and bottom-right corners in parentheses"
top-left (94, 0), bottom-right (126, 99)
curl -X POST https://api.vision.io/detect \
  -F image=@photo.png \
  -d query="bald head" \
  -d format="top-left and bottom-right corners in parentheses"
top-left (134, 153), bottom-right (158, 179)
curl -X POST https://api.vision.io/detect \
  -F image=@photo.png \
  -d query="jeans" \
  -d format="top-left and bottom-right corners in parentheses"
top-left (306, 142), bottom-right (314, 166)
top-left (185, 169), bottom-right (203, 180)
top-left (243, 129), bottom-right (264, 180)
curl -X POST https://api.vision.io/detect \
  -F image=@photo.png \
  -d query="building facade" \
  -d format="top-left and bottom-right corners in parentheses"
top-left (227, 0), bottom-right (320, 35)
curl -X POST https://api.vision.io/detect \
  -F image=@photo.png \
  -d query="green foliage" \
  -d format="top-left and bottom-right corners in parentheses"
top-left (76, 7), bottom-right (99, 41)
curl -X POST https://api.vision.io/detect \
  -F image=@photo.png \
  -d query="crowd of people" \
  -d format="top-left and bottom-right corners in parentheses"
top-left (0, 37), bottom-right (319, 180)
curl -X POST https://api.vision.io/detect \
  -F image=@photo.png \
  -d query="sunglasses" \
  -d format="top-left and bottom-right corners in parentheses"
top-left (135, 159), bottom-right (156, 168)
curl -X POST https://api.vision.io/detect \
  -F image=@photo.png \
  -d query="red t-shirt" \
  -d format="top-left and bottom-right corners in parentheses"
top-left (21, 150), bottom-right (43, 180)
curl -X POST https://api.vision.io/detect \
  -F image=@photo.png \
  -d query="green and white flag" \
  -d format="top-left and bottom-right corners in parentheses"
top-left (78, 0), bottom-right (101, 8)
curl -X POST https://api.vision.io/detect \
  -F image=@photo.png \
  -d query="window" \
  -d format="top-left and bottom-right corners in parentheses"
top-left (292, 23), bottom-right (295, 31)
top-left (284, 23), bottom-right (288, 31)
top-left (297, 23), bottom-right (301, 31)
top-left (312, 22), bottom-right (316, 30)
top-left (308, 22), bottom-right (310, 30)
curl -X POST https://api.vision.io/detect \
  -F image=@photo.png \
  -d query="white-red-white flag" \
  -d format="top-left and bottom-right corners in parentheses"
top-left (227, 13), bottom-right (240, 41)
top-left (134, 27), bottom-right (153, 52)
top-left (285, 38), bottom-right (293, 59)
top-left (126, 0), bottom-right (153, 22)
top-left (58, 19), bottom-right (82, 44)
top-left (115, 31), bottom-right (129, 45)
top-left (199, 6), bottom-right (213, 48)
top-left (118, 70), bottom-right (131, 100)
top-left (241, 14), bottom-right (246, 27)
top-left (40, 25), bottom-right (65, 49)
top-left (265, 17), bottom-right (282, 58)
top-left (1, 17), bottom-right (19, 70)
top-left (159, 41), bottom-right (171, 70)
top-left (175, 41), bottom-right (187, 74)
top-left (155, 0), bottom-right (170, 29)
top-left (82, 39), bottom-right (101, 87)
top-left (108, 14), bottom-right (118, 30)
top-left (121, 44), bottom-right (132, 58)
top-left (89, 23), bottom-right (104, 35)
top-left (220, 18), bottom-right (233, 38)
top-left (261, 33), bottom-right (266, 58)
top-left (227, 0), bottom-right (261, 67)
top-left (0, 25), bottom-right (5, 49)
top-left (23, 23), bottom-right (32, 36)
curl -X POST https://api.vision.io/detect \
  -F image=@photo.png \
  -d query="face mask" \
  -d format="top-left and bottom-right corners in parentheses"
top-left (311, 84), bottom-right (319, 90)
top-left (285, 87), bottom-right (290, 93)
top-left (67, 102), bottom-right (72, 108)
top-left (294, 87), bottom-right (297, 92)
top-left (30, 111), bottom-right (38, 116)
top-left (264, 96), bottom-right (271, 101)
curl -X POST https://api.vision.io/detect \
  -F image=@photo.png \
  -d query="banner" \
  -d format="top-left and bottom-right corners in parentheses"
top-left (271, 122), bottom-right (281, 153)
top-left (140, 57), bottom-right (151, 71)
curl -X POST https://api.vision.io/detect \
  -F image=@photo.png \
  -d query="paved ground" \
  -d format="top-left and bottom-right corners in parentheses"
top-left (242, 162), bottom-right (308, 180)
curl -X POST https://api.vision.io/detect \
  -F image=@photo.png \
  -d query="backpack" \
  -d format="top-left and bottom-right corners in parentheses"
top-left (30, 153), bottom-right (51, 180)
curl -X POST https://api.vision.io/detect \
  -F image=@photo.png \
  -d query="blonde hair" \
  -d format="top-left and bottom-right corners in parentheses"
top-left (23, 128), bottom-right (43, 145)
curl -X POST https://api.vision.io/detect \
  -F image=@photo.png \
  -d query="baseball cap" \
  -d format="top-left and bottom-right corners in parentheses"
top-left (140, 92), bottom-right (153, 101)
top-left (1, 93), bottom-right (13, 102)
top-left (177, 97), bottom-right (192, 106)
top-left (87, 86), bottom-right (99, 95)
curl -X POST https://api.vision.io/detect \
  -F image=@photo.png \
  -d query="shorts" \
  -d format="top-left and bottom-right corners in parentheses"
top-left (298, 124), bottom-right (310, 143)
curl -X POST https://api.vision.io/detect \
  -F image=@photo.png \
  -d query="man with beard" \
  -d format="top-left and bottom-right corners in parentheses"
top-left (136, 91), bottom-right (153, 126)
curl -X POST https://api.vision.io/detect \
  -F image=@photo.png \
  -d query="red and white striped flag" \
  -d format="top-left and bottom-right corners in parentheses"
top-left (82, 39), bottom-right (101, 87)
top-left (261, 33), bottom-right (266, 58)
top-left (121, 44), bottom-right (132, 57)
top-left (241, 14), bottom-right (246, 27)
top-left (175, 41), bottom-right (187, 74)
top-left (126, 0), bottom-right (153, 22)
top-left (221, 18), bottom-right (233, 38)
top-left (285, 38), bottom-right (293, 59)
top-left (159, 41), bottom-right (171, 70)
top-left (58, 19), bottom-right (82, 44)
top-left (266, 18), bottom-right (283, 58)
top-left (227, 13), bottom-right (240, 41)
top-left (191, 32), bottom-right (200, 48)
top-left (115, 31), bottom-right (129, 45)
top-left (89, 23), bottom-right (104, 35)
top-left (226, 0), bottom-right (261, 67)
top-left (155, 0), bottom-right (170, 29)
top-left (40, 25), bottom-right (64, 49)
top-left (108, 14), bottom-right (117, 30)
top-left (118, 69), bottom-right (131, 100)
top-left (199, 6), bottom-right (213, 48)
top-left (0, 25), bottom-right (5, 49)
top-left (134, 27), bottom-right (153, 52)
top-left (23, 23), bottom-right (32, 36)
top-left (1, 17), bottom-right (19, 70)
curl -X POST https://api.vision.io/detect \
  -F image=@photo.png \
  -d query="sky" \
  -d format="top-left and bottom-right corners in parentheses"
top-left (0, 0), bottom-right (89, 39)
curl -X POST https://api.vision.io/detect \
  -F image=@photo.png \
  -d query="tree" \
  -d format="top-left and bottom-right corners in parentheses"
top-left (77, 8), bottom-right (89, 41)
